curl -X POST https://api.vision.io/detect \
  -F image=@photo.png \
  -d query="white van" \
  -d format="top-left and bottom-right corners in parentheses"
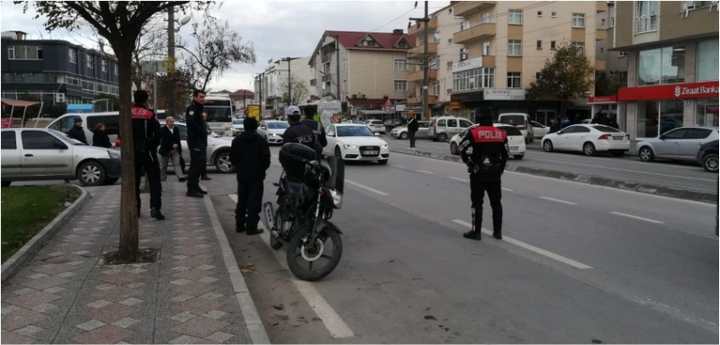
top-left (47, 110), bottom-right (165, 146)
top-left (429, 116), bottom-right (474, 142)
top-left (498, 113), bottom-right (534, 143)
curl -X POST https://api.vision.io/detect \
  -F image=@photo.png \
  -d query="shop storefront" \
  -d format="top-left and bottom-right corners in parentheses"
top-left (618, 81), bottom-right (719, 138)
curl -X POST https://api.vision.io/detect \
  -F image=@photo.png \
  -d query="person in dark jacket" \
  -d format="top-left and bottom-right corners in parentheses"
top-left (230, 117), bottom-right (270, 235)
top-left (132, 90), bottom-right (164, 220)
top-left (407, 113), bottom-right (419, 148)
top-left (186, 89), bottom-right (208, 198)
top-left (282, 106), bottom-right (319, 155)
top-left (67, 117), bottom-right (87, 144)
top-left (92, 123), bottom-right (112, 148)
top-left (158, 116), bottom-right (186, 182)
top-left (300, 112), bottom-right (327, 156)
top-left (458, 110), bottom-right (509, 240)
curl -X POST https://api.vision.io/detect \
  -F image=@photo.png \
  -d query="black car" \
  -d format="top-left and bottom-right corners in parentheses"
top-left (696, 140), bottom-right (718, 172)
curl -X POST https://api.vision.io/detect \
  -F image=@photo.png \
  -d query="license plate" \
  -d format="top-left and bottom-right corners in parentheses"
top-left (362, 150), bottom-right (379, 155)
top-left (510, 146), bottom-right (519, 150)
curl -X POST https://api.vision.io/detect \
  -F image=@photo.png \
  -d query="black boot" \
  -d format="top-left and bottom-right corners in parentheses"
top-left (246, 224), bottom-right (263, 235)
top-left (236, 223), bottom-right (246, 233)
top-left (151, 208), bottom-right (165, 220)
top-left (463, 230), bottom-right (481, 240)
top-left (493, 231), bottom-right (502, 240)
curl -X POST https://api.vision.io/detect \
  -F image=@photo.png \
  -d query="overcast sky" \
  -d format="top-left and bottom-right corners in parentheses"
top-left (0, 1), bottom-right (449, 92)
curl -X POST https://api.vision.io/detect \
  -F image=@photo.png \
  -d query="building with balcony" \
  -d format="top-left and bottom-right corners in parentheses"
top-left (308, 29), bottom-right (414, 117)
top-left (1, 31), bottom-right (119, 117)
top-left (450, 1), bottom-right (606, 122)
top-left (253, 56), bottom-right (316, 115)
top-left (610, 1), bottom-right (718, 139)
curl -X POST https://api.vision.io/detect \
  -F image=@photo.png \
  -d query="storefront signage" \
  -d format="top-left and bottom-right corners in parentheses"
top-left (587, 95), bottom-right (618, 104)
top-left (618, 81), bottom-right (719, 101)
top-left (483, 88), bottom-right (526, 101)
top-left (454, 57), bottom-right (484, 73)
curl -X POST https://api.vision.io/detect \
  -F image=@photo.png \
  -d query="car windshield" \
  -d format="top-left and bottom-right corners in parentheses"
top-left (49, 129), bottom-right (86, 145)
top-left (499, 115), bottom-right (526, 126)
top-left (232, 118), bottom-right (243, 125)
top-left (592, 125), bottom-right (620, 132)
top-left (204, 107), bottom-right (232, 122)
top-left (267, 122), bottom-right (289, 129)
top-left (497, 126), bottom-right (523, 136)
top-left (337, 126), bottom-right (373, 137)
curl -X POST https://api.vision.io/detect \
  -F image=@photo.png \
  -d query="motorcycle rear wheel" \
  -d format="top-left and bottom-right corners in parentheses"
top-left (287, 221), bottom-right (342, 281)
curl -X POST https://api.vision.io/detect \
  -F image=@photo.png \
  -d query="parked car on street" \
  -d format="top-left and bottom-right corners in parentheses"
top-left (48, 111), bottom-right (167, 147)
top-left (260, 120), bottom-right (289, 145)
top-left (637, 127), bottom-right (719, 163)
top-left (390, 121), bottom-right (431, 139)
top-left (696, 139), bottom-right (718, 172)
top-left (1, 128), bottom-right (121, 186)
top-left (530, 120), bottom-right (550, 138)
top-left (449, 124), bottom-right (526, 159)
top-left (541, 124), bottom-right (630, 156)
top-left (366, 119), bottom-right (386, 134)
top-left (498, 113), bottom-right (534, 143)
top-left (324, 124), bottom-right (390, 164)
top-left (232, 117), bottom-right (244, 136)
top-left (430, 116), bottom-right (473, 142)
top-left (160, 120), bottom-right (235, 173)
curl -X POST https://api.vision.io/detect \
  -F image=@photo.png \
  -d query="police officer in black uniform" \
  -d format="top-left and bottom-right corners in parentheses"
top-left (300, 112), bottom-right (327, 156)
top-left (186, 90), bottom-right (208, 198)
top-left (131, 90), bottom-right (164, 220)
top-left (458, 110), bottom-right (509, 240)
top-left (282, 106), bottom-right (319, 155)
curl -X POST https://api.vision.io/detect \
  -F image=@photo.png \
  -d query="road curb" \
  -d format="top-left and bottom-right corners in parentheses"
top-left (390, 147), bottom-right (717, 203)
top-left (203, 196), bottom-right (271, 344)
top-left (1, 184), bottom-right (89, 282)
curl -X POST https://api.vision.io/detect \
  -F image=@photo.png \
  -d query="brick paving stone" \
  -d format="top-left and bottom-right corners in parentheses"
top-left (206, 331), bottom-right (234, 343)
top-left (18, 276), bottom-right (68, 290)
top-left (171, 316), bottom-right (228, 339)
top-left (72, 325), bottom-right (132, 344)
top-left (111, 317), bottom-right (140, 329)
top-left (1, 330), bottom-right (34, 344)
top-left (169, 334), bottom-right (205, 344)
top-left (1, 306), bottom-right (46, 331)
top-left (75, 319), bottom-right (105, 331)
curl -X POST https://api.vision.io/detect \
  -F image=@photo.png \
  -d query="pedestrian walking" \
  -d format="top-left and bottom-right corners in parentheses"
top-left (186, 89), bottom-right (208, 198)
top-left (457, 110), bottom-right (509, 240)
top-left (230, 117), bottom-right (270, 235)
top-left (132, 90), bottom-right (164, 220)
top-left (67, 117), bottom-right (87, 144)
top-left (92, 123), bottom-right (112, 148)
top-left (407, 113), bottom-right (419, 148)
top-left (159, 116), bottom-right (187, 182)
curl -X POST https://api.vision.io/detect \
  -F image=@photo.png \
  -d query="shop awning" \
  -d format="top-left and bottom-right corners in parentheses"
top-left (618, 81), bottom-right (719, 101)
top-left (1, 98), bottom-right (40, 108)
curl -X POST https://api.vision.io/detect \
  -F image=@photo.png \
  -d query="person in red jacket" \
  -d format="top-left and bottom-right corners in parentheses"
top-left (458, 110), bottom-right (509, 240)
top-left (132, 90), bottom-right (164, 220)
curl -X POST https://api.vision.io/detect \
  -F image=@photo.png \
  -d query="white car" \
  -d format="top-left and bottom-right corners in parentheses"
top-left (366, 119), bottom-right (386, 134)
top-left (231, 118), bottom-right (244, 136)
top-left (160, 121), bottom-right (235, 173)
top-left (1, 128), bottom-right (121, 186)
top-left (324, 124), bottom-right (390, 164)
top-left (529, 120), bottom-right (550, 138)
top-left (541, 124), bottom-right (630, 156)
top-left (260, 120), bottom-right (289, 145)
top-left (449, 124), bottom-right (527, 159)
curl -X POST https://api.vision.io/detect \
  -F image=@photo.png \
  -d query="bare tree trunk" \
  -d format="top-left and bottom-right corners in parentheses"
top-left (116, 44), bottom-right (139, 262)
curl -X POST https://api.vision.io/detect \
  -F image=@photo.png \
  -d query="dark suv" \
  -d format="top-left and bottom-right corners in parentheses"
top-left (696, 140), bottom-right (718, 172)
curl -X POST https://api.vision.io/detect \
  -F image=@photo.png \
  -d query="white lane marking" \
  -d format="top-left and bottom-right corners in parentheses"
top-left (416, 169), bottom-right (435, 175)
top-left (229, 194), bottom-right (355, 338)
top-left (346, 180), bottom-right (389, 196)
top-left (502, 187), bottom-right (514, 192)
top-left (205, 196), bottom-right (270, 344)
top-left (610, 211), bottom-right (665, 224)
top-left (539, 196), bottom-right (577, 206)
top-left (451, 219), bottom-right (593, 270)
top-left (449, 176), bottom-right (469, 183)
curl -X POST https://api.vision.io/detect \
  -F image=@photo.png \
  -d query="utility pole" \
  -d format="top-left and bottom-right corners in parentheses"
top-left (167, 4), bottom-right (176, 117)
top-left (410, 1), bottom-right (430, 120)
top-left (281, 57), bottom-right (299, 106)
top-left (335, 36), bottom-right (341, 103)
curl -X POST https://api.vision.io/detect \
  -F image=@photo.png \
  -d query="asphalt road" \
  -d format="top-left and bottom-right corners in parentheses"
top-left (205, 148), bottom-right (718, 343)
top-left (384, 135), bottom-right (718, 198)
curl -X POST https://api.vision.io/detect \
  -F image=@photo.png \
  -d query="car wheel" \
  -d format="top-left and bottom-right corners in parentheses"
top-left (399, 132), bottom-right (408, 140)
top-left (214, 149), bottom-right (233, 173)
top-left (542, 140), bottom-right (554, 152)
top-left (438, 133), bottom-right (448, 142)
top-left (583, 142), bottom-right (596, 156)
top-left (513, 154), bottom-right (524, 160)
top-left (104, 177), bottom-right (119, 185)
top-left (450, 142), bottom-right (458, 155)
top-left (638, 146), bottom-right (654, 162)
top-left (2, 181), bottom-right (10, 187)
top-left (77, 160), bottom-right (106, 186)
top-left (378, 159), bottom-right (388, 165)
top-left (703, 153), bottom-right (718, 172)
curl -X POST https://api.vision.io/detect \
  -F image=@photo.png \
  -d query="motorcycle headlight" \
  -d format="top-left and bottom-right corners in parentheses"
top-left (107, 150), bottom-right (120, 159)
top-left (342, 144), bottom-right (357, 150)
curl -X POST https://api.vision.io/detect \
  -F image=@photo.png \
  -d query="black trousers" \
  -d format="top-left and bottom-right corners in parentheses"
top-left (135, 152), bottom-right (162, 211)
top-left (470, 175), bottom-right (502, 235)
top-left (236, 179), bottom-right (264, 229)
top-left (409, 131), bottom-right (416, 148)
top-left (187, 148), bottom-right (206, 193)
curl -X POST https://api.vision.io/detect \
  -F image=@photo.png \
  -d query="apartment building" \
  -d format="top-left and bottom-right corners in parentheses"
top-left (254, 56), bottom-right (316, 114)
top-left (450, 1), bottom-right (606, 121)
top-left (308, 30), bottom-right (414, 116)
top-left (611, 1), bottom-right (718, 138)
top-left (406, 5), bottom-right (464, 117)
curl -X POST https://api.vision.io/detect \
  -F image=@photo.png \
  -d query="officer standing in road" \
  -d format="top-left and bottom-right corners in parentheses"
top-left (407, 113), bottom-right (419, 148)
top-left (186, 89), bottom-right (208, 198)
top-left (458, 110), bottom-right (509, 240)
top-left (301, 111), bottom-right (327, 156)
top-left (230, 117), bottom-right (270, 235)
top-left (131, 90), bottom-right (164, 220)
top-left (282, 106), bottom-right (319, 154)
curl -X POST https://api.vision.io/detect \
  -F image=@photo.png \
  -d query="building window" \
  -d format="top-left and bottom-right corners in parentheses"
top-left (683, 1), bottom-right (714, 11)
top-left (8, 46), bottom-right (42, 60)
top-left (482, 41), bottom-right (491, 56)
top-left (696, 99), bottom-right (719, 127)
top-left (8, 46), bottom-right (15, 59)
top-left (460, 19), bottom-right (471, 31)
top-left (634, 1), bottom-right (659, 33)
top-left (550, 41), bottom-right (556, 50)
top-left (537, 11), bottom-right (543, 17)
top-left (459, 48), bottom-right (468, 61)
top-left (638, 46), bottom-right (685, 85)
top-left (479, 11), bottom-right (495, 24)
top-left (447, 61), bottom-right (453, 70)
top-left (113, 64), bottom-right (118, 76)
top-left (536, 40), bottom-right (542, 50)
top-left (508, 40), bottom-right (522, 56)
top-left (394, 80), bottom-right (407, 92)
top-left (68, 49), bottom-right (77, 64)
top-left (86, 54), bottom-right (93, 70)
top-left (696, 39), bottom-right (719, 81)
top-left (571, 41), bottom-right (585, 55)
top-left (394, 59), bottom-right (408, 72)
top-left (572, 13), bottom-right (585, 28)
top-left (101, 59), bottom-right (107, 73)
top-left (431, 81), bottom-right (440, 96)
top-left (551, 11), bottom-right (557, 18)
top-left (507, 72), bottom-right (521, 88)
top-left (453, 67), bottom-right (495, 92)
top-left (509, 9), bottom-right (523, 25)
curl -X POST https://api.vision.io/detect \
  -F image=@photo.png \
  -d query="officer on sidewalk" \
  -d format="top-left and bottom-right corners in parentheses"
top-left (186, 89), bottom-right (208, 198)
top-left (458, 110), bottom-right (509, 240)
top-left (230, 117), bottom-right (270, 235)
top-left (131, 90), bottom-right (164, 220)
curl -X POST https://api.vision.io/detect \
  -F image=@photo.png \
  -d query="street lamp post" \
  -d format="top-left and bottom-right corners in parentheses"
top-left (280, 57), bottom-right (299, 106)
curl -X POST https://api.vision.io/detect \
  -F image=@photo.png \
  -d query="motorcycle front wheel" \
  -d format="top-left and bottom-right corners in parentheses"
top-left (286, 221), bottom-right (343, 281)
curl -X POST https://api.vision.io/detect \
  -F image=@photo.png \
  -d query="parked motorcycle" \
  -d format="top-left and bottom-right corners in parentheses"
top-left (262, 143), bottom-right (344, 281)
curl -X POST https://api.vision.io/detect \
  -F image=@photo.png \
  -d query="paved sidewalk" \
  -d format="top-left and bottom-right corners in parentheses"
top-left (2, 183), bottom-right (256, 344)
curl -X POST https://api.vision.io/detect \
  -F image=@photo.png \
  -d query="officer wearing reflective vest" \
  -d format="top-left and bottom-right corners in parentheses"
top-left (458, 111), bottom-right (509, 240)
